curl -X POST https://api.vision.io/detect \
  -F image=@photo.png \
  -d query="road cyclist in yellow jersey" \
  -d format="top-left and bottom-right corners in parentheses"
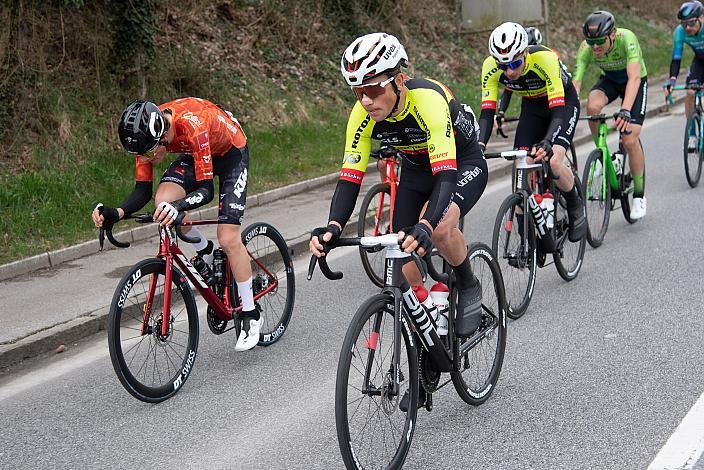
top-left (478, 22), bottom-right (586, 242)
top-left (573, 11), bottom-right (648, 220)
top-left (309, 32), bottom-right (489, 410)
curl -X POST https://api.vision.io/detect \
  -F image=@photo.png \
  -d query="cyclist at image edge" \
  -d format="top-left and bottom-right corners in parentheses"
top-left (478, 22), bottom-right (586, 242)
top-left (572, 11), bottom-right (649, 220)
top-left (91, 98), bottom-right (261, 352)
top-left (309, 32), bottom-right (488, 407)
top-left (665, 1), bottom-right (704, 150)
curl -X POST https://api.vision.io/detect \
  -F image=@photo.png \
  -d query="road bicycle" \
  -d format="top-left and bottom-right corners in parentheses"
top-left (487, 149), bottom-right (586, 320)
top-left (667, 84), bottom-right (704, 187)
top-left (308, 234), bottom-right (506, 469)
top-left (580, 113), bottom-right (639, 248)
top-left (357, 147), bottom-right (465, 287)
top-left (99, 212), bottom-right (295, 403)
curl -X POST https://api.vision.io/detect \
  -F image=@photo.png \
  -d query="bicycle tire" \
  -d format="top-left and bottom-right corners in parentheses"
top-left (358, 183), bottom-right (392, 288)
top-left (491, 192), bottom-right (537, 319)
top-left (451, 243), bottom-right (507, 406)
top-left (582, 148), bottom-right (611, 248)
top-left (240, 222), bottom-right (295, 347)
top-left (684, 112), bottom-right (703, 188)
top-left (554, 175), bottom-right (586, 281)
top-left (619, 150), bottom-right (638, 224)
top-left (336, 294), bottom-right (418, 470)
top-left (107, 258), bottom-right (199, 403)
top-left (567, 142), bottom-right (578, 171)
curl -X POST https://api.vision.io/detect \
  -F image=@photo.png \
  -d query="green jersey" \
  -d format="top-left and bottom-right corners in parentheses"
top-left (573, 28), bottom-right (647, 85)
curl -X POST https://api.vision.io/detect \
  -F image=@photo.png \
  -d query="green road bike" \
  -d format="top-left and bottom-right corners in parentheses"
top-left (580, 114), bottom-right (638, 248)
top-left (668, 84), bottom-right (704, 187)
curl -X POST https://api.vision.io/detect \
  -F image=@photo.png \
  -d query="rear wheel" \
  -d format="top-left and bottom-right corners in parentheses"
top-left (451, 243), bottom-right (507, 405)
top-left (582, 149), bottom-right (611, 248)
top-left (240, 223), bottom-right (295, 346)
top-left (491, 192), bottom-right (536, 319)
top-left (358, 183), bottom-right (392, 288)
top-left (336, 294), bottom-right (418, 470)
top-left (554, 175), bottom-right (586, 281)
top-left (684, 111), bottom-right (703, 188)
top-left (107, 258), bottom-right (199, 403)
top-left (619, 151), bottom-right (638, 224)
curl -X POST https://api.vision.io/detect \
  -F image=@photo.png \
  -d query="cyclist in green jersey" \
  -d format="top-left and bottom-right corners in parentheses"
top-left (573, 11), bottom-right (648, 220)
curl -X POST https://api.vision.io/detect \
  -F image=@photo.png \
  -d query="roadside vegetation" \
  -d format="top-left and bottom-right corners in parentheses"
top-left (0, 0), bottom-right (684, 263)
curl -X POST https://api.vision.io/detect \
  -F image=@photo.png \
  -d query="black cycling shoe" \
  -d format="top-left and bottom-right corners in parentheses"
top-left (456, 279), bottom-right (483, 337)
top-left (567, 202), bottom-right (587, 242)
top-left (399, 387), bottom-right (426, 412)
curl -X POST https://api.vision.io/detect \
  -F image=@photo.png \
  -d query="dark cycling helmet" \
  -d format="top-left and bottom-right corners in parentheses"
top-left (118, 100), bottom-right (165, 155)
top-left (525, 27), bottom-right (543, 46)
top-left (678, 1), bottom-right (704, 20)
top-left (582, 11), bottom-right (616, 38)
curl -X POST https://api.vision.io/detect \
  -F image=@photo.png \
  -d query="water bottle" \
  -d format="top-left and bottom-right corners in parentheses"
top-left (527, 193), bottom-right (548, 238)
top-left (412, 285), bottom-right (438, 322)
top-left (212, 248), bottom-right (226, 288)
top-left (611, 151), bottom-right (623, 175)
top-left (540, 191), bottom-right (554, 229)
top-left (430, 282), bottom-right (449, 336)
top-left (190, 255), bottom-right (215, 286)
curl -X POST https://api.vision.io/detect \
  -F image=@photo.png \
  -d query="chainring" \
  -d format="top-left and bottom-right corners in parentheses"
top-left (418, 348), bottom-right (441, 393)
top-left (207, 306), bottom-right (228, 335)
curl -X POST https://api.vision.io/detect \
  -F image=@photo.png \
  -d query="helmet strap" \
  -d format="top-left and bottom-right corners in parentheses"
top-left (384, 76), bottom-right (402, 120)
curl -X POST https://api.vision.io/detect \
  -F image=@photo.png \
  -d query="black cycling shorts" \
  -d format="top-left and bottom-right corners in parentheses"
top-left (514, 87), bottom-right (580, 150)
top-left (392, 156), bottom-right (488, 232)
top-left (687, 57), bottom-right (704, 86)
top-left (160, 145), bottom-right (249, 225)
top-left (592, 76), bottom-right (648, 125)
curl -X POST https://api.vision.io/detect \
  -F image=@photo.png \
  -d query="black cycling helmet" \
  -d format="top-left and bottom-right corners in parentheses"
top-left (678, 1), bottom-right (704, 20)
top-left (525, 27), bottom-right (543, 46)
top-left (582, 11), bottom-right (616, 38)
top-left (118, 100), bottom-right (165, 155)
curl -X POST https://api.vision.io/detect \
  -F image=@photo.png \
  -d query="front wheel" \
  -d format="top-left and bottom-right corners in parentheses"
top-left (336, 294), bottom-right (418, 470)
top-left (107, 258), bottom-right (199, 403)
top-left (358, 183), bottom-right (392, 287)
top-left (491, 192), bottom-right (537, 319)
top-left (241, 222), bottom-right (295, 347)
top-left (451, 243), bottom-right (507, 406)
top-left (684, 111), bottom-right (703, 188)
top-left (582, 148), bottom-right (611, 248)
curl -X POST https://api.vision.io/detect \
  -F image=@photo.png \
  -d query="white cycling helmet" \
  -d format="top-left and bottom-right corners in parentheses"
top-left (340, 32), bottom-right (408, 86)
top-left (489, 22), bottom-right (529, 64)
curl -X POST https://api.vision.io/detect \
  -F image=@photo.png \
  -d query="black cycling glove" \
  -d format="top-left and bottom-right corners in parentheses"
top-left (311, 223), bottom-right (341, 245)
top-left (616, 108), bottom-right (632, 124)
top-left (400, 223), bottom-right (433, 254)
top-left (534, 139), bottom-right (554, 159)
top-left (96, 203), bottom-right (120, 225)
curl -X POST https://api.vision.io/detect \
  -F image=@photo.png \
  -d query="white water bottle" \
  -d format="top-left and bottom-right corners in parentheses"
top-left (412, 285), bottom-right (437, 322)
top-left (540, 191), bottom-right (555, 229)
top-left (430, 282), bottom-right (450, 335)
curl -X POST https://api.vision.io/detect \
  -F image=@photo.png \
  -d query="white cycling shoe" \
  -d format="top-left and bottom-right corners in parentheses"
top-left (688, 135), bottom-right (698, 151)
top-left (235, 317), bottom-right (262, 352)
top-left (630, 197), bottom-right (647, 220)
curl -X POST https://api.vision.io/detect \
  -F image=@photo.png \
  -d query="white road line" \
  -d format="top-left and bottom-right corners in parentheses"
top-left (648, 391), bottom-right (704, 469)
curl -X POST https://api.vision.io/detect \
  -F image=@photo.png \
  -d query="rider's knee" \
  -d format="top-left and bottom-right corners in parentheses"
top-left (431, 222), bottom-right (453, 248)
top-left (217, 225), bottom-right (243, 254)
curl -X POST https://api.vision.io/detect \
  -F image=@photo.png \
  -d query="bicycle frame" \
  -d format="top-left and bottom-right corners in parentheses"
top-left (373, 156), bottom-right (400, 235)
top-left (144, 220), bottom-right (279, 337)
top-left (590, 120), bottom-right (622, 194)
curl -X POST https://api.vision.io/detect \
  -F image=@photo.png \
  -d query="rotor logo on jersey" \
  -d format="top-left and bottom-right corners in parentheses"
top-left (351, 116), bottom-right (371, 149)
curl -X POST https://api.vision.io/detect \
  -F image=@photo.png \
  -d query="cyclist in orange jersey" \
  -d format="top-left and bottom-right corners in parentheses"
top-left (91, 98), bottom-right (261, 351)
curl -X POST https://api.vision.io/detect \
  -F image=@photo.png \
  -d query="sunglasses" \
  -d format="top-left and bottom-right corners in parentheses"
top-left (682, 19), bottom-right (700, 27)
top-left (586, 36), bottom-right (608, 46)
top-left (141, 137), bottom-right (167, 158)
top-left (497, 58), bottom-right (524, 71)
top-left (351, 75), bottom-right (396, 101)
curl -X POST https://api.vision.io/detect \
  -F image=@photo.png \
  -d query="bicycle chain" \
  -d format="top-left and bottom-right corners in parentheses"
top-left (418, 348), bottom-right (440, 393)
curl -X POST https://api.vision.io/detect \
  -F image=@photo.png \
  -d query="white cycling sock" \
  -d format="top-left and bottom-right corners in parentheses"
top-left (237, 277), bottom-right (256, 312)
top-left (187, 227), bottom-right (208, 252)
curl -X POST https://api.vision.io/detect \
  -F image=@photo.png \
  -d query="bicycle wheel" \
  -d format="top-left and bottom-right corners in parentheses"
top-left (240, 222), bottom-right (295, 347)
top-left (107, 258), bottom-right (199, 403)
top-left (684, 111), bottom-right (703, 188)
top-left (491, 192), bottom-right (537, 319)
top-left (619, 151), bottom-right (638, 224)
top-left (582, 148), bottom-right (611, 248)
top-left (336, 294), bottom-right (418, 470)
top-left (567, 142), bottom-right (578, 171)
top-left (358, 183), bottom-right (392, 288)
top-left (451, 243), bottom-right (507, 406)
top-left (553, 175), bottom-right (586, 281)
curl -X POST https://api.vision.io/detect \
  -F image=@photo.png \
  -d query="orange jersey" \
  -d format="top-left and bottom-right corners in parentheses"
top-left (135, 97), bottom-right (247, 182)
